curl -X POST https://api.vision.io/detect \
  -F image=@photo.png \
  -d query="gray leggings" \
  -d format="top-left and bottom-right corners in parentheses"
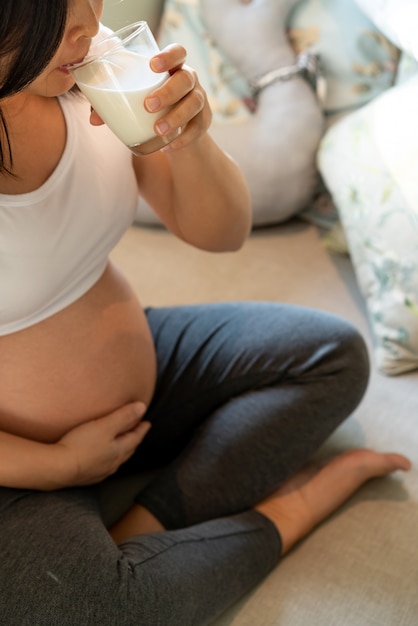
top-left (0, 302), bottom-right (369, 626)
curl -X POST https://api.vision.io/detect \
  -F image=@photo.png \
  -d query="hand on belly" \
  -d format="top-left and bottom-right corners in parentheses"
top-left (54, 401), bottom-right (152, 487)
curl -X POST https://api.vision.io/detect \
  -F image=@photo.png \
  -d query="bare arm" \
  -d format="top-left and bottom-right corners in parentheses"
top-left (134, 47), bottom-right (252, 251)
top-left (134, 130), bottom-right (252, 252)
top-left (0, 402), bottom-right (149, 490)
top-left (0, 430), bottom-right (65, 490)
top-left (91, 45), bottom-right (252, 251)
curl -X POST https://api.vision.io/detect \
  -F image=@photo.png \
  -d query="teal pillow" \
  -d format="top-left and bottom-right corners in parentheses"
top-left (395, 52), bottom-right (418, 86)
top-left (355, 0), bottom-right (418, 60)
top-left (288, 0), bottom-right (400, 119)
top-left (157, 0), bottom-right (400, 122)
top-left (157, 0), bottom-right (251, 125)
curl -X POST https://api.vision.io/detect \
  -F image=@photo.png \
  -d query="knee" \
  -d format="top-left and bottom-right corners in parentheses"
top-left (338, 321), bottom-right (369, 372)
top-left (330, 320), bottom-right (370, 404)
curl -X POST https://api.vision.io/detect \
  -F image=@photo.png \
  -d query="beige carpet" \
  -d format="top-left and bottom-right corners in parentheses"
top-left (107, 218), bottom-right (418, 626)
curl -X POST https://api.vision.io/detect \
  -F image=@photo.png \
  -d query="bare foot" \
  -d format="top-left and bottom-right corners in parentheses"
top-left (255, 449), bottom-right (411, 555)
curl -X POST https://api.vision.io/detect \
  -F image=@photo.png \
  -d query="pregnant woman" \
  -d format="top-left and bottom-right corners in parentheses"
top-left (0, 1), bottom-right (410, 625)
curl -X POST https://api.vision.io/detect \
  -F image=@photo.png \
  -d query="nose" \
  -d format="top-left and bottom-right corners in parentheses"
top-left (66, 1), bottom-right (101, 43)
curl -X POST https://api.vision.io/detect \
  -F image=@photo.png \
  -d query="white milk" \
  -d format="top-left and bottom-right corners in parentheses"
top-left (74, 50), bottom-right (169, 147)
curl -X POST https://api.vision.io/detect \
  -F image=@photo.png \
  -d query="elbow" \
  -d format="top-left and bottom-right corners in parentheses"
top-left (196, 216), bottom-right (251, 253)
top-left (216, 208), bottom-right (252, 253)
top-left (234, 195), bottom-right (253, 249)
top-left (228, 219), bottom-right (252, 252)
top-left (224, 194), bottom-right (253, 252)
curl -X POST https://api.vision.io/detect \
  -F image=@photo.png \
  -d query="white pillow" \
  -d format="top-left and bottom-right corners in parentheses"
top-left (137, 0), bottom-right (325, 228)
top-left (318, 75), bottom-right (418, 375)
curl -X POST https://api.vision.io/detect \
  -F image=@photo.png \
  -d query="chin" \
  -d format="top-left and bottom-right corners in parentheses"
top-left (26, 70), bottom-right (76, 98)
top-left (52, 72), bottom-right (77, 96)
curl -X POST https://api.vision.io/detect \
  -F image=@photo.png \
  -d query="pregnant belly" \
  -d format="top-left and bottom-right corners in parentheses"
top-left (0, 263), bottom-right (157, 443)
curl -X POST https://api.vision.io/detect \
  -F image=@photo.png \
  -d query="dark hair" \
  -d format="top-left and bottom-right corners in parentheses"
top-left (0, 0), bottom-right (68, 174)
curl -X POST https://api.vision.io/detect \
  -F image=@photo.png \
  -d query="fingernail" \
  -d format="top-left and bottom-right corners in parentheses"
top-left (156, 120), bottom-right (170, 135)
top-left (151, 57), bottom-right (164, 72)
top-left (146, 96), bottom-right (160, 112)
top-left (133, 402), bottom-right (146, 416)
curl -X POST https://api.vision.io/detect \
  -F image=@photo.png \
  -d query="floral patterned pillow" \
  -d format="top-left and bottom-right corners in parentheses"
top-left (288, 0), bottom-right (400, 121)
top-left (318, 75), bottom-right (418, 375)
top-left (355, 0), bottom-right (418, 60)
top-left (157, 0), bottom-right (400, 124)
top-left (157, 0), bottom-right (252, 125)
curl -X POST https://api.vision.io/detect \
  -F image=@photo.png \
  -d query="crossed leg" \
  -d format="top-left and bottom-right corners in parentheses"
top-left (111, 449), bottom-right (411, 551)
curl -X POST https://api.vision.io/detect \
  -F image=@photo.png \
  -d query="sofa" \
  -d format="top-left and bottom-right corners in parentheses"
top-left (100, 1), bottom-right (418, 624)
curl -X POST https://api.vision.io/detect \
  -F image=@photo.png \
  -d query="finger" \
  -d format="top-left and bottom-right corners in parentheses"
top-left (162, 113), bottom-right (208, 153)
top-left (103, 402), bottom-right (147, 436)
top-left (165, 82), bottom-right (204, 126)
top-left (144, 67), bottom-right (196, 114)
top-left (153, 89), bottom-right (209, 151)
top-left (150, 43), bottom-right (187, 74)
top-left (122, 420), bottom-right (152, 444)
top-left (89, 108), bottom-right (104, 126)
top-left (116, 422), bottom-right (152, 460)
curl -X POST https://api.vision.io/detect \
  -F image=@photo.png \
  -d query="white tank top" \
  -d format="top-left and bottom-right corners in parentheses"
top-left (0, 94), bottom-right (139, 335)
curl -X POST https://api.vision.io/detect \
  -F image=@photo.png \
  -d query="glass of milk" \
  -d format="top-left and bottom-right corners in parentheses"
top-left (68, 21), bottom-right (180, 156)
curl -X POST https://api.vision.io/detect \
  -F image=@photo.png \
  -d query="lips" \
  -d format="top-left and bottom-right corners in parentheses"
top-left (61, 57), bottom-right (85, 72)
top-left (59, 58), bottom-right (84, 74)
top-left (62, 44), bottom-right (91, 72)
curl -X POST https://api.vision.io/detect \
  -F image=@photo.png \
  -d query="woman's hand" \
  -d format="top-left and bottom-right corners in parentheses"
top-left (144, 43), bottom-right (212, 151)
top-left (55, 402), bottom-right (150, 487)
top-left (90, 43), bottom-right (212, 152)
